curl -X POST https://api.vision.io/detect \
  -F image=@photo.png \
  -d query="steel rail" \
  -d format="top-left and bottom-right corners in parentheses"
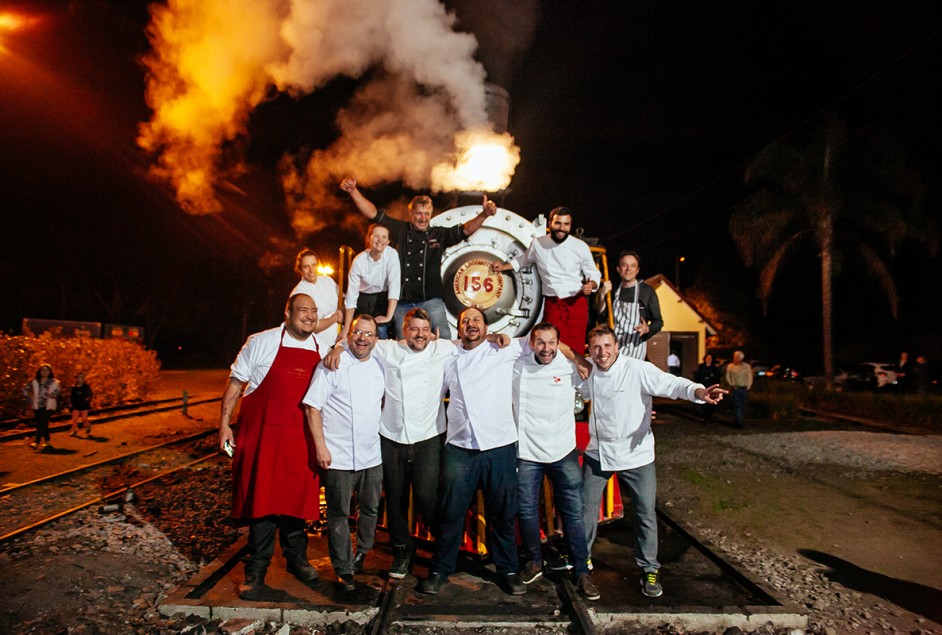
top-left (0, 397), bottom-right (221, 442)
top-left (0, 429), bottom-right (216, 494)
top-left (0, 452), bottom-right (220, 545)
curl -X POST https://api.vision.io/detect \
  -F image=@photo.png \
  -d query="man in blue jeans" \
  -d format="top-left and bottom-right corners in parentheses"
top-left (340, 177), bottom-right (496, 338)
top-left (513, 322), bottom-right (599, 600)
top-left (579, 325), bottom-right (726, 598)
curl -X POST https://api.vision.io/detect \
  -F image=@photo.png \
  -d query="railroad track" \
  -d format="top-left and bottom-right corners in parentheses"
top-left (0, 430), bottom-right (221, 545)
top-left (0, 395), bottom-right (221, 441)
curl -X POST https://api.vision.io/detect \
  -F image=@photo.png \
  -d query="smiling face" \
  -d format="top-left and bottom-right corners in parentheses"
top-left (368, 225), bottom-right (390, 253)
top-left (404, 316), bottom-right (432, 352)
top-left (347, 316), bottom-right (378, 359)
top-left (530, 327), bottom-right (559, 365)
top-left (410, 202), bottom-right (433, 232)
top-left (298, 254), bottom-right (319, 283)
top-left (548, 212), bottom-right (572, 243)
top-left (617, 254), bottom-right (640, 285)
top-left (458, 307), bottom-right (487, 348)
top-left (285, 294), bottom-right (318, 339)
top-left (588, 331), bottom-right (619, 371)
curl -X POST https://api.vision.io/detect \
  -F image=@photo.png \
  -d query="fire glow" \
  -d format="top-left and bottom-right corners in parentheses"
top-left (433, 129), bottom-right (521, 193)
top-left (138, 0), bottom-right (522, 232)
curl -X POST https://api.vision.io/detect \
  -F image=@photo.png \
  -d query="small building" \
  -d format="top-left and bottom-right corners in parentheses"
top-left (642, 274), bottom-right (717, 379)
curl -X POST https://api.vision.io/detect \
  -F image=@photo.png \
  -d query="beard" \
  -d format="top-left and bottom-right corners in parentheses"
top-left (550, 229), bottom-right (569, 244)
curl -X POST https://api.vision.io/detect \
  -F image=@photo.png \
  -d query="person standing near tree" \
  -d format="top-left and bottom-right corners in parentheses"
top-left (724, 350), bottom-right (753, 429)
top-left (694, 354), bottom-right (721, 423)
top-left (23, 363), bottom-right (60, 451)
top-left (68, 372), bottom-right (94, 437)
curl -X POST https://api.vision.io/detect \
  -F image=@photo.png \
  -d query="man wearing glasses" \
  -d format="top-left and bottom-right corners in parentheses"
top-left (303, 314), bottom-right (385, 591)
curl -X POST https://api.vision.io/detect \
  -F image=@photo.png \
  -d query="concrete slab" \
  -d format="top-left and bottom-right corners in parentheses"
top-left (161, 509), bottom-right (806, 632)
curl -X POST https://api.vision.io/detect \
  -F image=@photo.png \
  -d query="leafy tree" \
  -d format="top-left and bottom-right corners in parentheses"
top-left (729, 116), bottom-right (936, 389)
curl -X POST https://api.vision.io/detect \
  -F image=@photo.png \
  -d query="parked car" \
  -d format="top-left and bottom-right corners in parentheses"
top-left (842, 362), bottom-right (898, 390)
top-left (767, 364), bottom-right (802, 381)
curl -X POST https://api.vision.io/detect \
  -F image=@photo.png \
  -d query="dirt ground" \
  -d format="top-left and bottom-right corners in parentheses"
top-left (654, 410), bottom-right (942, 633)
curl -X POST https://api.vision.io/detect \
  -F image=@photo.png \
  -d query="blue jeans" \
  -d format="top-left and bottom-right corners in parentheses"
top-left (582, 455), bottom-right (659, 572)
top-left (518, 449), bottom-right (591, 575)
top-left (430, 442), bottom-right (518, 577)
top-left (322, 465), bottom-right (384, 576)
top-left (732, 387), bottom-right (748, 426)
top-left (393, 298), bottom-right (451, 340)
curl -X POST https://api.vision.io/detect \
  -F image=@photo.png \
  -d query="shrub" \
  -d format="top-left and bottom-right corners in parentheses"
top-left (0, 331), bottom-right (161, 420)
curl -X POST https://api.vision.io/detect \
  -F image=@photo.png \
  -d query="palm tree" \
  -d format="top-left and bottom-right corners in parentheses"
top-left (729, 116), bottom-right (935, 389)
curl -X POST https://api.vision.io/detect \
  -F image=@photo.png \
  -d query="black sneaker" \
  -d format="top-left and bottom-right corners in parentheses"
top-left (501, 573), bottom-right (526, 595)
top-left (519, 561), bottom-right (543, 584)
top-left (339, 573), bottom-right (356, 592)
top-left (640, 570), bottom-right (663, 598)
top-left (389, 545), bottom-right (412, 579)
top-left (576, 573), bottom-right (600, 601)
top-left (352, 551), bottom-right (367, 574)
top-left (418, 572), bottom-right (446, 595)
top-left (546, 556), bottom-right (572, 571)
top-left (287, 559), bottom-right (319, 583)
top-left (238, 574), bottom-right (267, 600)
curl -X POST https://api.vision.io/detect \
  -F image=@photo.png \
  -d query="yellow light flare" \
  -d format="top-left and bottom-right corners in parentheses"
top-left (317, 264), bottom-right (335, 277)
top-left (432, 128), bottom-right (521, 193)
top-left (0, 11), bottom-right (37, 54)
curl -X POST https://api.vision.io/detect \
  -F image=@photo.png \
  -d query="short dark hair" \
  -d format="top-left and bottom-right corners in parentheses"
top-left (458, 306), bottom-right (488, 326)
top-left (351, 313), bottom-right (378, 330)
top-left (530, 321), bottom-right (560, 340)
top-left (548, 206), bottom-right (572, 223)
top-left (404, 307), bottom-right (432, 327)
top-left (587, 324), bottom-right (616, 343)
top-left (294, 248), bottom-right (318, 275)
top-left (285, 293), bottom-right (315, 314)
top-left (618, 250), bottom-right (641, 266)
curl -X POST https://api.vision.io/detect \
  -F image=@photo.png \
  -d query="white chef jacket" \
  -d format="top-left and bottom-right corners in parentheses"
top-left (513, 352), bottom-right (583, 463)
top-left (291, 276), bottom-right (340, 349)
top-left (444, 337), bottom-right (529, 451)
top-left (230, 325), bottom-right (320, 396)
top-left (372, 338), bottom-right (453, 444)
top-left (344, 247), bottom-right (401, 310)
top-left (511, 234), bottom-right (601, 298)
top-left (580, 353), bottom-right (703, 471)
top-left (302, 349), bottom-right (385, 471)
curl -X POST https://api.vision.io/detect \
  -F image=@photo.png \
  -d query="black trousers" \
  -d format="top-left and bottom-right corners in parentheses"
top-left (381, 434), bottom-right (442, 548)
top-left (34, 408), bottom-right (51, 443)
top-left (244, 515), bottom-right (308, 579)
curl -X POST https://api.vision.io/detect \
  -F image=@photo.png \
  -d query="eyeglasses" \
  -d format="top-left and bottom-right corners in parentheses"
top-left (352, 329), bottom-right (376, 338)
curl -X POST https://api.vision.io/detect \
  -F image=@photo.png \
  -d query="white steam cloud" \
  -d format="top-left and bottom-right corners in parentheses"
top-left (139, 0), bottom-right (522, 235)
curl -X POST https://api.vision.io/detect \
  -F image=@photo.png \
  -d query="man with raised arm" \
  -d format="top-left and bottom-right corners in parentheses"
top-left (218, 293), bottom-right (322, 600)
top-left (491, 206), bottom-right (600, 351)
top-left (340, 177), bottom-right (497, 338)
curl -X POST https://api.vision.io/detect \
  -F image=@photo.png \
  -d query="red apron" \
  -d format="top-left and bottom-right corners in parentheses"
top-left (231, 331), bottom-right (321, 520)
top-left (544, 294), bottom-right (589, 353)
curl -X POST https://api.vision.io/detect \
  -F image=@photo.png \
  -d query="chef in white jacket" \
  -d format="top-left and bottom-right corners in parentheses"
top-left (579, 325), bottom-right (725, 599)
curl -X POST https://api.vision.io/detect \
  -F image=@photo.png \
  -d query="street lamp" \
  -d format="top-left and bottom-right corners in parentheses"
top-left (675, 255), bottom-right (685, 290)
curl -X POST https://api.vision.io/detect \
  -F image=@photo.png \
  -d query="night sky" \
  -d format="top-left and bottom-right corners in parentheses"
top-left (1, 0), bottom-right (939, 367)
